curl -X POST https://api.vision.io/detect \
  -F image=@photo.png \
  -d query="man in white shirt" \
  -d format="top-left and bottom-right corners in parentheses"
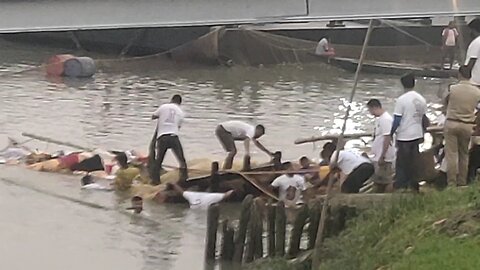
top-left (367, 99), bottom-right (396, 192)
top-left (168, 183), bottom-right (234, 210)
top-left (387, 73), bottom-right (428, 192)
top-left (465, 18), bottom-right (480, 86)
top-left (151, 94), bottom-right (187, 184)
top-left (315, 35), bottom-right (334, 57)
top-left (269, 162), bottom-right (306, 206)
top-left (323, 145), bottom-right (374, 193)
top-left (442, 21), bottom-right (459, 70)
top-left (216, 120), bottom-right (273, 169)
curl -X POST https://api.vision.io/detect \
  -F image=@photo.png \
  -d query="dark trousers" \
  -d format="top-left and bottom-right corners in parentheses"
top-left (394, 139), bottom-right (421, 191)
top-left (341, 163), bottom-right (374, 193)
top-left (151, 134), bottom-right (187, 185)
top-left (468, 144), bottom-right (480, 183)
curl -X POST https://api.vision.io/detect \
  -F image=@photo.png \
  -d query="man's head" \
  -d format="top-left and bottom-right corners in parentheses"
top-left (299, 156), bottom-right (310, 169)
top-left (401, 73), bottom-right (415, 91)
top-left (283, 162), bottom-right (294, 177)
top-left (468, 18), bottom-right (480, 38)
top-left (448, 21), bottom-right (455, 28)
top-left (320, 142), bottom-right (337, 163)
top-left (254, 125), bottom-right (265, 139)
top-left (130, 196), bottom-right (143, 214)
top-left (459, 65), bottom-right (472, 80)
top-left (366, 99), bottom-right (384, 117)
top-left (171, 94), bottom-right (182, 105)
top-left (81, 174), bottom-right (93, 186)
top-left (115, 152), bottom-right (128, 169)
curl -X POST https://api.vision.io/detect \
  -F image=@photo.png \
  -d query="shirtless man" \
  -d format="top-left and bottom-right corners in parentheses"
top-left (215, 120), bottom-right (273, 169)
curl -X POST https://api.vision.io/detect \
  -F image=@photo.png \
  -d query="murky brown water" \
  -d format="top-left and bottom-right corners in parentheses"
top-left (0, 39), bottom-right (451, 270)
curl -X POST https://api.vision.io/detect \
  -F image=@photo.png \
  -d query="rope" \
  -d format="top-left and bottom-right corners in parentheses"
top-left (380, 19), bottom-right (435, 47)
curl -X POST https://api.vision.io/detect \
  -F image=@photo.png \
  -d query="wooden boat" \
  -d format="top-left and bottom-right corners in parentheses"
top-left (311, 53), bottom-right (457, 78)
top-left (329, 57), bottom-right (458, 79)
top-left (180, 154), bottom-right (287, 201)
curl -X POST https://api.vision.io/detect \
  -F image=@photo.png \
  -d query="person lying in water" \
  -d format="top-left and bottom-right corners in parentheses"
top-left (165, 182), bottom-right (234, 209)
top-left (127, 196), bottom-right (144, 214)
top-left (80, 174), bottom-right (113, 191)
top-left (114, 152), bottom-right (150, 191)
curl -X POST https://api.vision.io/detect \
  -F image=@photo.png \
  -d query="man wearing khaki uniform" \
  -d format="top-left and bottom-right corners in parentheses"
top-left (444, 67), bottom-right (480, 186)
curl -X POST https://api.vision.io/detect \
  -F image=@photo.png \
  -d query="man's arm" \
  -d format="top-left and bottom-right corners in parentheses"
top-left (390, 115), bottom-right (402, 137)
top-left (252, 139), bottom-right (273, 156)
top-left (168, 182), bottom-right (185, 195)
top-left (465, 57), bottom-right (477, 75)
top-left (152, 108), bottom-right (160, 120)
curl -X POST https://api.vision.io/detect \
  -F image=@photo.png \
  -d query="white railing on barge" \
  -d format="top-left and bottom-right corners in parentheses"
top-left (0, 0), bottom-right (479, 33)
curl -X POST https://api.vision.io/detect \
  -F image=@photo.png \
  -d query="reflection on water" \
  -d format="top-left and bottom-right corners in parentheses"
top-left (0, 39), bottom-right (452, 270)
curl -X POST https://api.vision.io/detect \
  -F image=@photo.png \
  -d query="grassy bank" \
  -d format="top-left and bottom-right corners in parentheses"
top-left (319, 185), bottom-right (480, 270)
top-left (245, 185), bottom-right (480, 270)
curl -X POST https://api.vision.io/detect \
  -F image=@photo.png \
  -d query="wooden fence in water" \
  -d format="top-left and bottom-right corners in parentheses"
top-left (204, 194), bottom-right (324, 268)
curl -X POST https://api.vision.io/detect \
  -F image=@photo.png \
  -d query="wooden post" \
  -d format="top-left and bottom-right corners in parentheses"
top-left (210, 161), bottom-right (220, 192)
top-left (267, 203), bottom-right (276, 257)
top-left (288, 205), bottom-right (309, 258)
top-left (308, 201), bottom-right (322, 250)
top-left (275, 201), bottom-right (286, 257)
top-left (233, 195), bottom-right (253, 263)
top-left (244, 203), bottom-right (256, 263)
top-left (253, 199), bottom-right (264, 260)
top-left (205, 204), bottom-right (220, 262)
top-left (243, 155), bottom-right (251, 171)
top-left (273, 151), bottom-right (282, 170)
top-left (221, 219), bottom-right (235, 262)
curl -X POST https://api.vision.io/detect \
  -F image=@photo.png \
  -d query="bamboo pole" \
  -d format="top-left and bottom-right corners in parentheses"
top-left (288, 205), bottom-right (309, 258)
top-left (275, 201), bottom-right (286, 257)
top-left (295, 126), bottom-right (443, 145)
top-left (21, 132), bottom-right (91, 151)
top-left (205, 203), bottom-right (220, 262)
top-left (233, 195), bottom-right (253, 263)
top-left (311, 19), bottom-right (375, 270)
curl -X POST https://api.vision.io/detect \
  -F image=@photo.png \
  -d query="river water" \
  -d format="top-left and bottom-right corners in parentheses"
top-left (0, 39), bottom-right (450, 269)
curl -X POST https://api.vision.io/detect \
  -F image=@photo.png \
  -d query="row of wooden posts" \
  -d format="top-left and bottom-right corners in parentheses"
top-left (204, 194), bottom-right (323, 267)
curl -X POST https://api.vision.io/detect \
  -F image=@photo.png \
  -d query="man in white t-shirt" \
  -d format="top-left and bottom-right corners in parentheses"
top-left (387, 73), bottom-right (428, 192)
top-left (151, 94), bottom-right (187, 184)
top-left (270, 163), bottom-right (306, 206)
top-left (315, 36), bottom-right (334, 57)
top-left (442, 21), bottom-right (459, 70)
top-left (465, 18), bottom-right (480, 86)
top-left (216, 120), bottom-right (273, 169)
top-left (168, 183), bottom-right (234, 209)
top-left (367, 99), bottom-right (396, 192)
top-left (323, 145), bottom-right (374, 193)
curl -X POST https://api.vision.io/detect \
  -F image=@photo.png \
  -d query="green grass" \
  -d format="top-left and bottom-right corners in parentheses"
top-left (318, 185), bottom-right (480, 270)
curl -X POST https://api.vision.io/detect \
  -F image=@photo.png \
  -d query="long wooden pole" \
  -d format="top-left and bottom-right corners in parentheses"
top-left (311, 19), bottom-right (375, 270)
top-left (295, 126), bottom-right (443, 145)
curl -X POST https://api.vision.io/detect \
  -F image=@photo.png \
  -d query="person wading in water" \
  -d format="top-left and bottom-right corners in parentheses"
top-left (150, 94), bottom-right (187, 185)
top-left (215, 120), bottom-right (273, 169)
